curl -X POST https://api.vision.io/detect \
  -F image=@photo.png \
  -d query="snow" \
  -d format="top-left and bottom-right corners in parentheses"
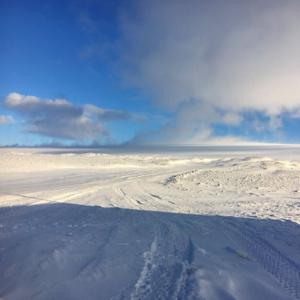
top-left (0, 148), bottom-right (300, 299)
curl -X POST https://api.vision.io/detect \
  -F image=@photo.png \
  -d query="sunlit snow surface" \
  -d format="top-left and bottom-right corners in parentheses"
top-left (0, 146), bottom-right (300, 299)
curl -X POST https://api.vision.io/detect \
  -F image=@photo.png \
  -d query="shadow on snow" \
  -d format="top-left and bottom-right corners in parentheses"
top-left (0, 203), bottom-right (299, 300)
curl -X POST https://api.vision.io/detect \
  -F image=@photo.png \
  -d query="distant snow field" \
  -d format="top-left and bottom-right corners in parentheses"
top-left (0, 148), bottom-right (300, 299)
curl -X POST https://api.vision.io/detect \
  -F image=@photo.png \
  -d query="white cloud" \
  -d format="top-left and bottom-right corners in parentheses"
top-left (131, 100), bottom-right (244, 144)
top-left (4, 92), bottom-right (135, 142)
top-left (115, 0), bottom-right (300, 115)
top-left (0, 115), bottom-right (14, 125)
top-left (289, 107), bottom-right (300, 119)
top-left (251, 115), bottom-right (282, 134)
top-left (222, 112), bottom-right (243, 126)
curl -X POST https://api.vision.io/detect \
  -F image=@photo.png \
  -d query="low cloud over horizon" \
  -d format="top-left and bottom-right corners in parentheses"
top-left (3, 92), bottom-right (137, 144)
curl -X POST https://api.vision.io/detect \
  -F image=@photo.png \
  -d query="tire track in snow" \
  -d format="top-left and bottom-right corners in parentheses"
top-left (223, 220), bottom-right (300, 299)
top-left (76, 225), bottom-right (118, 280)
top-left (130, 221), bottom-right (197, 300)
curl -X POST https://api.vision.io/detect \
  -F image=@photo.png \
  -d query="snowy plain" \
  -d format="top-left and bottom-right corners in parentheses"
top-left (0, 146), bottom-right (300, 300)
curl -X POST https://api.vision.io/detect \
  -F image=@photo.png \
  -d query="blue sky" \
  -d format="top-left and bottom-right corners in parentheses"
top-left (1, 0), bottom-right (300, 146)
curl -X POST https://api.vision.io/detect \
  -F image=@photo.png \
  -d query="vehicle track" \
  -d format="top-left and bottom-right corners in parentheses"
top-left (223, 219), bottom-right (300, 299)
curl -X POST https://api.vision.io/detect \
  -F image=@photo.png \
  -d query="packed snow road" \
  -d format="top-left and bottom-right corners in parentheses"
top-left (0, 149), bottom-right (300, 299)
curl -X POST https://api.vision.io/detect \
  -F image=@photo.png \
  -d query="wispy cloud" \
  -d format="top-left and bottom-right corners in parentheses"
top-left (131, 100), bottom-right (245, 144)
top-left (0, 115), bottom-right (14, 125)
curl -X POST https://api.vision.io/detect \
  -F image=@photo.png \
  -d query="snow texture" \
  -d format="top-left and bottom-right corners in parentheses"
top-left (0, 148), bottom-right (300, 299)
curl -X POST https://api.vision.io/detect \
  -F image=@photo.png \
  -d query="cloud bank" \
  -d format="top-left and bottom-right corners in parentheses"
top-left (103, 0), bottom-right (300, 144)
top-left (117, 0), bottom-right (300, 113)
top-left (4, 92), bottom-right (134, 142)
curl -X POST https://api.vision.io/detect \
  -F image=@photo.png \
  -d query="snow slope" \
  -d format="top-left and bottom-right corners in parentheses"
top-left (0, 148), bottom-right (300, 299)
